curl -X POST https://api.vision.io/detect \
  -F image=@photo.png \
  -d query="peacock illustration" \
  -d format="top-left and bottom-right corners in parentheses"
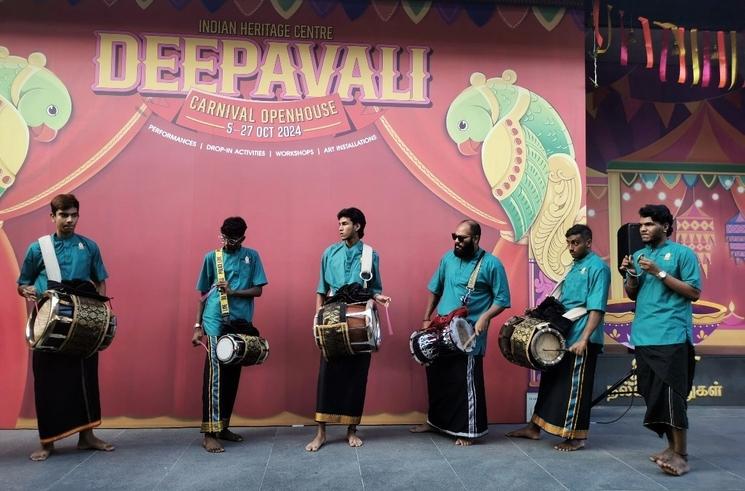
top-left (446, 70), bottom-right (583, 281)
top-left (0, 46), bottom-right (72, 198)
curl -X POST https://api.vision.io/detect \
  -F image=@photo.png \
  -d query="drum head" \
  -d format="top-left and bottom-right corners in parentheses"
top-left (216, 336), bottom-right (237, 363)
top-left (449, 317), bottom-right (475, 352)
top-left (530, 328), bottom-right (565, 367)
top-left (367, 300), bottom-right (381, 349)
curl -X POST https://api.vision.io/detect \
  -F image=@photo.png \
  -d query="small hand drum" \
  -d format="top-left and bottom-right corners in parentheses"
top-left (409, 317), bottom-right (475, 366)
top-left (313, 300), bottom-right (380, 359)
top-left (26, 290), bottom-right (116, 357)
top-left (498, 315), bottom-right (566, 370)
top-left (216, 333), bottom-right (269, 366)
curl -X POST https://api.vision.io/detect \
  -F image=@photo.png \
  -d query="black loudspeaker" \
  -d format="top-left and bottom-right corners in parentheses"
top-left (616, 223), bottom-right (644, 275)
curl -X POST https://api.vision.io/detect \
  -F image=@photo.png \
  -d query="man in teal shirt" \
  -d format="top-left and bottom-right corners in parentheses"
top-left (192, 216), bottom-right (268, 453)
top-left (411, 219), bottom-right (510, 445)
top-left (622, 204), bottom-right (701, 477)
top-left (17, 194), bottom-right (113, 461)
top-left (507, 224), bottom-right (610, 451)
top-left (305, 207), bottom-right (390, 452)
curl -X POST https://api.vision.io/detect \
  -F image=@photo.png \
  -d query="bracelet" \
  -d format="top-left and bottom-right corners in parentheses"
top-left (193, 323), bottom-right (202, 329)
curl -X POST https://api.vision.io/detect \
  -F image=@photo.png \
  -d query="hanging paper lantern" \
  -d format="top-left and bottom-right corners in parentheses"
top-left (676, 203), bottom-right (715, 277)
top-left (725, 213), bottom-right (745, 265)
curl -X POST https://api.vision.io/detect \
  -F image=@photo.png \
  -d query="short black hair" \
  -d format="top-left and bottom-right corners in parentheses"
top-left (639, 204), bottom-right (674, 236)
top-left (50, 194), bottom-right (79, 214)
top-left (221, 216), bottom-right (247, 238)
top-left (459, 219), bottom-right (481, 237)
top-left (337, 207), bottom-right (366, 238)
top-left (565, 223), bottom-right (592, 241)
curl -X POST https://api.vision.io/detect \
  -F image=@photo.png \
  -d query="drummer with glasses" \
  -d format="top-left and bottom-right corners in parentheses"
top-left (410, 219), bottom-right (510, 445)
top-left (192, 216), bottom-right (267, 453)
top-left (507, 224), bottom-right (610, 451)
top-left (16, 193), bottom-right (113, 461)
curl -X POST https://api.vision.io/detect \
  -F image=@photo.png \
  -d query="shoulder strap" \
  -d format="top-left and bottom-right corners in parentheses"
top-left (548, 269), bottom-right (588, 321)
top-left (38, 235), bottom-right (62, 283)
top-left (462, 250), bottom-right (486, 305)
top-left (360, 243), bottom-right (373, 288)
top-left (215, 249), bottom-right (229, 319)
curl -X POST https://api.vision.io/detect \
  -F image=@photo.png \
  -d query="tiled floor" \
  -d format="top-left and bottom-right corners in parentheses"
top-left (1, 406), bottom-right (744, 490)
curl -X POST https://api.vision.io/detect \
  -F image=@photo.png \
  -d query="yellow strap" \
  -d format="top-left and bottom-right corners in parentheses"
top-left (215, 249), bottom-right (229, 318)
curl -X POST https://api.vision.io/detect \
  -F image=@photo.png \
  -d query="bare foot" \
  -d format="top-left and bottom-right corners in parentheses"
top-left (650, 447), bottom-right (674, 463)
top-left (218, 429), bottom-right (243, 442)
top-left (202, 434), bottom-right (224, 453)
top-left (506, 424), bottom-right (541, 440)
top-left (305, 431), bottom-right (326, 452)
top-left (455, 437), bottom-right (473, 446)
top-left (29, 443), bottom-right (54, 461)
top-left (657, 452), bottom-right (689, 476)
top-left (409, 423), bottom-right (433, 433)
top-left (347, 429), bottom-right (363, 447)
top-left (77, 431), bottom-right (115, 452)
top-left (554, 439), bottom-right (585, 452)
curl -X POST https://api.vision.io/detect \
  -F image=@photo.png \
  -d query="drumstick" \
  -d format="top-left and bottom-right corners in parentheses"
top-left (198, 341), bottom-right (209, 353)
top-left (541, 348), bottom-right (568, 352)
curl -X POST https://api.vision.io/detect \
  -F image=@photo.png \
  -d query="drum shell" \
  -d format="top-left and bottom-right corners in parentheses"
top-left (409, 317), bottom-right (474, 366)
top-left (498, 315), bottom-right (566, 370)
top-left (216, 334), bottom-right (269, 366)
top-left (313, 300), bottom-right (380, 359)
top-left (26, 290), bottom-right (116, 357)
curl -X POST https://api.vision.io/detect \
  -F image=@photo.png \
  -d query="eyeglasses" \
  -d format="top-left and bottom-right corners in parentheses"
top-left (451, 233), bottom-right (471, 242)
top-left (219, 234), bottom-right (245, 246)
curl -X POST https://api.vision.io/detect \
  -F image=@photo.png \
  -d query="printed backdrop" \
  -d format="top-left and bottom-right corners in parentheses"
top-left (0, 1), bottom-right (585, 428)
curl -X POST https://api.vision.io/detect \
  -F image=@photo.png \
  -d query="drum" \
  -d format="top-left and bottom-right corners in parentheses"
top-left (409, 316), bottom-right (475, 366)
top-left (498, 315), bottom-right (565, 370)
top-left (26, 289), bottom-right (116, 357)
top-left (216, 333), bottom-right (269, 366)
top-left (313, 300), bottom-right (380, 359)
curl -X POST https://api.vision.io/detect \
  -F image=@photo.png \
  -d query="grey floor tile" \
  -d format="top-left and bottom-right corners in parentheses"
top-left (260, 426), bottom-right (363, 490)
top-left (1, 409), bottom-right (744, 491)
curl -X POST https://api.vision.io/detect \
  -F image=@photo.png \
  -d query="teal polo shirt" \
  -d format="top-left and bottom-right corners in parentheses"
top-left (317, 241), bottom-right (382, 295)
top-left (428, 248), bottom-right (511, 356)
top-left (629, 240), bottom-right (701, 346)
top-left (560, 251), bottom-right (611, 347)
top-left (17, 233), bottom-right (108, 292)
top-left (197, 247), bottom-right (267, 336)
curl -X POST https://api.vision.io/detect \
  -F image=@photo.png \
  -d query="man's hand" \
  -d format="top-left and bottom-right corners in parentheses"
top-left (216, 280), bottom-right (232, 295)
top-left (620, 254), bottom-right (636, 275)
top-left (19, 285), bottom-right (37, 301)
top-left (568, 338), bottom-right (588, 356)
top-left (474, 315), bottom-right (491, 335)
top-left (191, 326), bottom-right (204, 347)
top-left (637, 256), bottom-right (661, 276)
top-left (373, 294), bottom-right (391, 307)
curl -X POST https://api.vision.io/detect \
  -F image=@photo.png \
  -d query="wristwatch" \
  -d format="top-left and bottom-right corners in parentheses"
top-left (657, 270), bottom-right (668, 280)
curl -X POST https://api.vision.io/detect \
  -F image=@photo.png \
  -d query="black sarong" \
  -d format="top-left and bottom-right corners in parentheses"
top-left (315, 353), bottom-right (371, 425)
top-left (532, 343), bottom-right (602, 440)
top-left (33, 351), bottom-right (101, 444)
top-left (635, 343), bottom-right (695, 436)
top-left (201, 335), bottom-right (242, 433)
top-left (425, 354), bottom-right (488, 438)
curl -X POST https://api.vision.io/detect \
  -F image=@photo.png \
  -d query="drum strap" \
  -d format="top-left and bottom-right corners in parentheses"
top-left (548, 278), bottom-right (588, 321)
top-left (215, 249), bottom-right (230, 319)
top-left (461, 250), bottom-right (486, 306)
top-left (359, 243), bottom-right (373, 288)
top-left (38, 235), bottom-right (62, 282)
